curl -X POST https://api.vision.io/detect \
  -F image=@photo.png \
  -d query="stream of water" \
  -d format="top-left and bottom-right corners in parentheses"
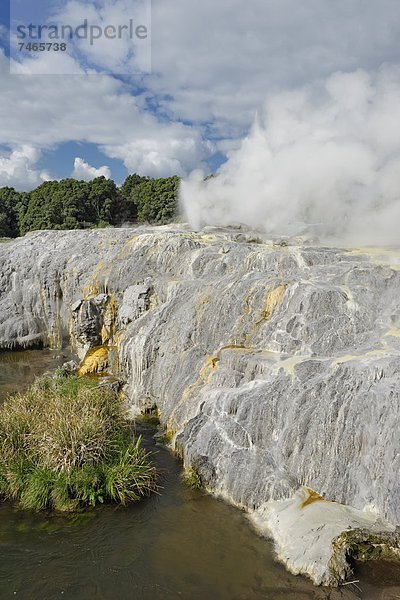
top-left (0, 350), bottom-right (398, 600)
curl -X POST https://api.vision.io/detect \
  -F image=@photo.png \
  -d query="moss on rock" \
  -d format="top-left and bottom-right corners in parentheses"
top-left (329, 527), bottom-right (400, 584)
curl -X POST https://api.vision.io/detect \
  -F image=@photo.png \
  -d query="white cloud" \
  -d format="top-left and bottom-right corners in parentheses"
top-left (72, 157), bottom-right (111, 181)
top-left (0, 146), bottom-right (50, 190)
top-left (52, 0), bottom-right (151, 75)
top-left (0, 48), bottom-right (211, 180)
top-left (10, 0), bottom-right (150, 76)
top-left (103, 134), bottom-right (213, 178)
top-left (150, 0), bottom-right (400, 131)
top-left (2, 0), bottom-right (400, 186)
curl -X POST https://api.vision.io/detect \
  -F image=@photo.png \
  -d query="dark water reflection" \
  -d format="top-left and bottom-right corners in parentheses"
top-left (0, 349), bottom-right (69, 397)
top-left (0, 351), bottom-right (398, 600)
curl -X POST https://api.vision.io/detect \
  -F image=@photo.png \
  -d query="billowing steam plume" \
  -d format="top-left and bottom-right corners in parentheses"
top-left (181, 67), bottom-right (400, 245)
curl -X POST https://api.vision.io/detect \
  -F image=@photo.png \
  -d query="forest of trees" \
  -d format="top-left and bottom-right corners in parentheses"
top-left (0, 174), bottom-right (180, 238)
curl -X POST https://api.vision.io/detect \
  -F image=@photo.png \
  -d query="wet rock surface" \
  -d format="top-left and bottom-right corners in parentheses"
top-left (0, 224), bottom-right (399, 584)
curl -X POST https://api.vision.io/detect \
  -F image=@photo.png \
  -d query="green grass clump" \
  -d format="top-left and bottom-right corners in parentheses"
top-left (0, 375), bottom-right (157, 511)
top-left (182, 467), bottom-right (202, 490)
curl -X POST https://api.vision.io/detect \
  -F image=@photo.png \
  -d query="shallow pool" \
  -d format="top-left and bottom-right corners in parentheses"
top-left (0, 350), bottom-right (398, 599)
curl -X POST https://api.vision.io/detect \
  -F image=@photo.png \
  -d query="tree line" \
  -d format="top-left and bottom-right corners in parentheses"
top-left (0, 174), bottom-right (180, 238)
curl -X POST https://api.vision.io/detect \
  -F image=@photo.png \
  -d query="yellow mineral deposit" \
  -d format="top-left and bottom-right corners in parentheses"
top-left (78, 346), bottom-right (109, 376)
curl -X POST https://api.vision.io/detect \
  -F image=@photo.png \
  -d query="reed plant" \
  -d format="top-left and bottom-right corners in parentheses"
top-left (0, 375), bottom-right (157, 511)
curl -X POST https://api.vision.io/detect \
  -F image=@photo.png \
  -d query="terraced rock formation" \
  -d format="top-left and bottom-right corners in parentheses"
top-left (0, 225), bottom-right (399, 584)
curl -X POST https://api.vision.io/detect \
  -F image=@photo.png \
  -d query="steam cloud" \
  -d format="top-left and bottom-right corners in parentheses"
top-left (181, 67), bottom-right (400, 245)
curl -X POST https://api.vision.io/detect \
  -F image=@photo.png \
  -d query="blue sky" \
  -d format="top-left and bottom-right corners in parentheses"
top-left (0, 0), bottom-right (400, 189)
top-left (37, 142), bottom-right (128, 184)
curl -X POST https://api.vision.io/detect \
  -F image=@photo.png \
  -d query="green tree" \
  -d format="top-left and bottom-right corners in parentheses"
top-left (120, 174), bottom-right (180, 224)
top-left (120, 173), bottom-right (150, 221)
top-left (18, 177), bottom-right (124, 235)
top-left (0, 187), bottom-right (23, 238)
top-left (19, 180), bottom-right (91, 235)
top-left (88, 176), bottom-right (124, 225)
top-left (121, 173), bottom-right (149, 198)
top-left (5, 172), bottom-right (181, 237)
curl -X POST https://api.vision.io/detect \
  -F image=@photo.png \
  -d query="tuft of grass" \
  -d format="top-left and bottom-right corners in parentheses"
top-left (102, 437), bottom-right (157, 505)
top-left (0, 375), bottom-right (157, 511)
top-left (20, 468), bottom-right (55, 510)
top-left (182, 467), bottom-right (202, 490)
top-left (157, 428), bottom-right (174, 445)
